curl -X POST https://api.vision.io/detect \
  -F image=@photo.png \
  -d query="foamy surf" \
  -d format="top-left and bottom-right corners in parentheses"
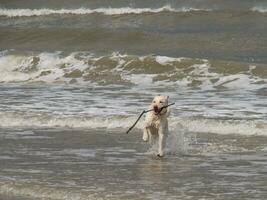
top-left (251, 6), bottom-right (267, 13)
top-left (0, 112), bottom-right (266, 136)
top-left (0, 51), bottom-right (266, 91)
top-left (1, 1), bottom-right (267, 199)
top-left (0, 51), bottom-right (266, 138)
top-left (1, 6), bottom-right (266, 18)
top-left (0, 6), bottom-right (210, 17)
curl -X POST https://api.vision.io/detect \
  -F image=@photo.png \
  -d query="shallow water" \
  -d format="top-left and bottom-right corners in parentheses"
top-left (0, 128), bottom-right (267, 200)
top-left (0, 0), bottom-right (267, 199)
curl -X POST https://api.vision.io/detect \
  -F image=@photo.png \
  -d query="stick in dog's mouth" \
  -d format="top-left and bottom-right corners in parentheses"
top-left (126, 102), bottom-right (175, 134)
top-left (153, 106), bottom-right (160, 114)
top-left (153, 106), bottom-right (165, 115)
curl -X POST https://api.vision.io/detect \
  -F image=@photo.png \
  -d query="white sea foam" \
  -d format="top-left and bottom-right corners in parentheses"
top-left (213, 74), bottom-right (262, 90)
top-left (0, 54), bottom-right (38, 82)
top-left (0, 6), bottom-right (210, 17)
top-left (155, 56), bottom-right (185, 65)
top-left (251, 6), bottom-right (267, 13)
top-left (0, 112), bottom-right (134, 129)
top-left (0, 52), bottom-right (90, 83)
top-left (0, 51), bottom-right (266, 91)
top-left (175, 118), bottom-right (267, 136)
top-left (0, 112), bottom-right (266, 136)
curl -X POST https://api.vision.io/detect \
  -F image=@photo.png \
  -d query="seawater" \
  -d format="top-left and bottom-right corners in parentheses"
top-left (0, 0), bottom-right (267, 199)
top-left (0, 128), bottom-right (267, 200)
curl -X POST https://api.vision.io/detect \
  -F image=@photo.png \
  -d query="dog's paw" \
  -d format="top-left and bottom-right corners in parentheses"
top-left (157, 153), bottom-right (164, 158)
top-left (142, 134), bottom-right (149, 142)
top-left (143, 138), bottom-right (148, 142)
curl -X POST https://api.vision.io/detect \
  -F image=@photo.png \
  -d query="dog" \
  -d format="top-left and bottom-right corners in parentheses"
top-left (143, 95), bottom-right (170, 157)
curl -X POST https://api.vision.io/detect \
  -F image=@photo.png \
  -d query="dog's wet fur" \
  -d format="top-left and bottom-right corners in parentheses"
top-left (143, 96), bottom-right (170, 157)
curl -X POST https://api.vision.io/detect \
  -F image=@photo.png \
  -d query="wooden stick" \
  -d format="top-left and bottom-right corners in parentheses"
top-left (126, 103), bottom-right (175, 134)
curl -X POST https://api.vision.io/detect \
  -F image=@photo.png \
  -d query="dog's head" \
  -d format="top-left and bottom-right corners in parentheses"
top-left (151, 95), bottom-right (169, 115)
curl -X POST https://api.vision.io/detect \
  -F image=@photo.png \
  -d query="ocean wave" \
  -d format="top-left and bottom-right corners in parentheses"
top-left (2, 6), bottom-right (266, 18)
top-left (251, 6), bottom-right (267, 13)
top-left (0, 112), bottom-right (266, 136)
top-left (0, 51), bottom-right (266, 90)
top-left (0, 6), bottom-right (211, 17)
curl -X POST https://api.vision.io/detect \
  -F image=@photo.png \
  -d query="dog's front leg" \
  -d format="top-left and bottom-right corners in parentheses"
top-left (157, 127), bottom-right (165, 157)
top-left (143, 126), bottom-right (150, 142)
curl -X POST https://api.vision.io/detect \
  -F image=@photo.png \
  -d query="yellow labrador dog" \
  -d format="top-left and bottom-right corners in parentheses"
top-left (143, 96), bottom-right (170, 157)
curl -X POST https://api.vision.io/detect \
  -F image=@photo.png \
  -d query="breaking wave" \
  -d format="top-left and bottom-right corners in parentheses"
top-left (251, 6), bottom-right (267, 13)
top-left (1, 6), bottom-right (267, 18)
top-left (0, 6), bottom-right (211, 17)
top-left (0, 112), bottom-right (266, 136)
top-left (0, 51), bottom-right (266, 91)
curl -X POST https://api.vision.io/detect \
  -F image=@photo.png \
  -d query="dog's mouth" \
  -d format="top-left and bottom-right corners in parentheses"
top-left (153, 106), bottom-right (162, 115)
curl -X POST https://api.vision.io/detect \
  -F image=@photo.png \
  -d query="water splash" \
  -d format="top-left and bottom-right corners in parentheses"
top-left (146, 123), bottom-right (189, 156)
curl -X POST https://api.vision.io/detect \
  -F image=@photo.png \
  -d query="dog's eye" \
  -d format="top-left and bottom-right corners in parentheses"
top-left (159, 101), bottom-right (163, 103)
top-left (153, 101), bottom-right (156, 103)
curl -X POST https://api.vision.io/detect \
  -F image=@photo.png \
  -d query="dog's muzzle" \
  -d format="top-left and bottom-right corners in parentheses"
top-left (153, 106), bottom-right (161, 115)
